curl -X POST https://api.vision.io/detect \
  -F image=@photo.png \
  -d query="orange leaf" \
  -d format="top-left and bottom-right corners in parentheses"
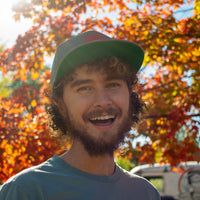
top-left (31, 100), bottom-right (37, 107)
top-left (31, 72), bottom-right (40, 80)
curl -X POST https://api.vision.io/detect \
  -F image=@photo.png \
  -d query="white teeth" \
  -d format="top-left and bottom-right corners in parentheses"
top-left (90, 115), bottom-right (115, 121)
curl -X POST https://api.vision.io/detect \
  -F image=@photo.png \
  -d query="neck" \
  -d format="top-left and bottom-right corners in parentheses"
top-left (60, 140), bottom-right (115, 176)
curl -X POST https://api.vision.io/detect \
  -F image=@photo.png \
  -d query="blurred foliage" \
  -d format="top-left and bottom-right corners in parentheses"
top-left (116, 156), bottom-right (136, 171)
top-left (0, 76), bottom-right (13, 97)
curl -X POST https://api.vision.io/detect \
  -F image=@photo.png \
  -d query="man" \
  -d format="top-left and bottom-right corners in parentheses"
top-left (0, 30), bottom-right (160, 199)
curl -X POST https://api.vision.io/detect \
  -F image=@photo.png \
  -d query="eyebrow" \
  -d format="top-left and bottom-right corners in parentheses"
top-left (70, 79), bottom-right (94, 88)
top-left (70, 76), bottom-right (123, 88)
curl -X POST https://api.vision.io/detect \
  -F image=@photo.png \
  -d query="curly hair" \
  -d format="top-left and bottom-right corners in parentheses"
top-left (47, 56), bottom-right (145, 139)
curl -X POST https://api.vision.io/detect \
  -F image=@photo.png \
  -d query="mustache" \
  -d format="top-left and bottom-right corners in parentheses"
top-left (83, 107), bottom-right (122, 120)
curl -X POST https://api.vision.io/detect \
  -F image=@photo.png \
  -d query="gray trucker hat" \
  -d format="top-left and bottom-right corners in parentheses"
top-left (51, 30), bottom-right (144, 89)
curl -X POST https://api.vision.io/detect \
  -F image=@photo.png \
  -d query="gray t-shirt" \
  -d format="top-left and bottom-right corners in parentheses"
top-left (0, 155), bottom-right (160, 200)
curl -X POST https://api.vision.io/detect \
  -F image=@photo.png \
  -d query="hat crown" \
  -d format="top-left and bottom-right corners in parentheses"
top-left (51, 30), bottom-right (144, 89)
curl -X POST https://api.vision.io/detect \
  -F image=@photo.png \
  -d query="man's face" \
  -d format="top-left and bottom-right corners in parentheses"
top-left (61, 65), bottom-right (132, 156)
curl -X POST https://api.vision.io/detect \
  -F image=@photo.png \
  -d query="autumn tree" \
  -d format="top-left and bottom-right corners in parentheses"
top-left (0, 0), bottom-right (199, 182)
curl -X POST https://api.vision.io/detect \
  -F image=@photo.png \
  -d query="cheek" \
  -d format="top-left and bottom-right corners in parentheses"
top-left (63, 95), bottom-right (91, 119)
top-left (118, 89), bottom-right (130, 107)
top-left (122, 95), bottom-right (130, 112)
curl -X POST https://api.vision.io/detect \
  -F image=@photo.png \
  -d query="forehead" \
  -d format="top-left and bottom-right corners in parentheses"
top-left (69, 64), bottom-right (125, 82)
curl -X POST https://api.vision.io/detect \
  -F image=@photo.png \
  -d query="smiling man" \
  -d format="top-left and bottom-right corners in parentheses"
top-left (0, 31), bottom-right (160, 200)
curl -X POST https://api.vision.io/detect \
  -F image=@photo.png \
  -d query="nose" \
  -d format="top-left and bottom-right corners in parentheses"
top-left (93, 88), bottom-right (112, 108)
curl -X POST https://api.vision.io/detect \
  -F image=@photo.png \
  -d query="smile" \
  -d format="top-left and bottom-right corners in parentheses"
top-left (89, 115), bottom-right (116, 126)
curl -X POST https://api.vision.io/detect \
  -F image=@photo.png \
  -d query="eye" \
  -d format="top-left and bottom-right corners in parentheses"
top-left (107, 82), bottom-right (121, 88)
top-left (77, 86), bottom-right (92, 93)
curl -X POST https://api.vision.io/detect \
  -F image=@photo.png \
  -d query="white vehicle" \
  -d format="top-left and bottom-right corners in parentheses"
top-left (131, 162), bottom-right (200, 200)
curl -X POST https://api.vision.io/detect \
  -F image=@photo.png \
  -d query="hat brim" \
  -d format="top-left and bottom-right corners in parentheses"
top-left (56, 40), bottom-right (144, 82)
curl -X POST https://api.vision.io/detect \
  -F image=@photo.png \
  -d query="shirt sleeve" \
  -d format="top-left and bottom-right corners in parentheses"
top-left (0, 182), bottom-right (30, 200)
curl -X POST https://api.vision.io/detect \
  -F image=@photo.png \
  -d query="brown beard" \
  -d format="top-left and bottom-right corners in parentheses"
top-left (62, 105), bottom-right (132, 157)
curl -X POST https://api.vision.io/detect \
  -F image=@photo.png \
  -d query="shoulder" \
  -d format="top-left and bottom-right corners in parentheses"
top-left (0, 156), bottom-right (58, 199)
top-left (117, 165), bottom-right (160, 199)
top-left (117, 165), bottom-right (149, 183)
top-left (6, 156), bottom-right (56, 184)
